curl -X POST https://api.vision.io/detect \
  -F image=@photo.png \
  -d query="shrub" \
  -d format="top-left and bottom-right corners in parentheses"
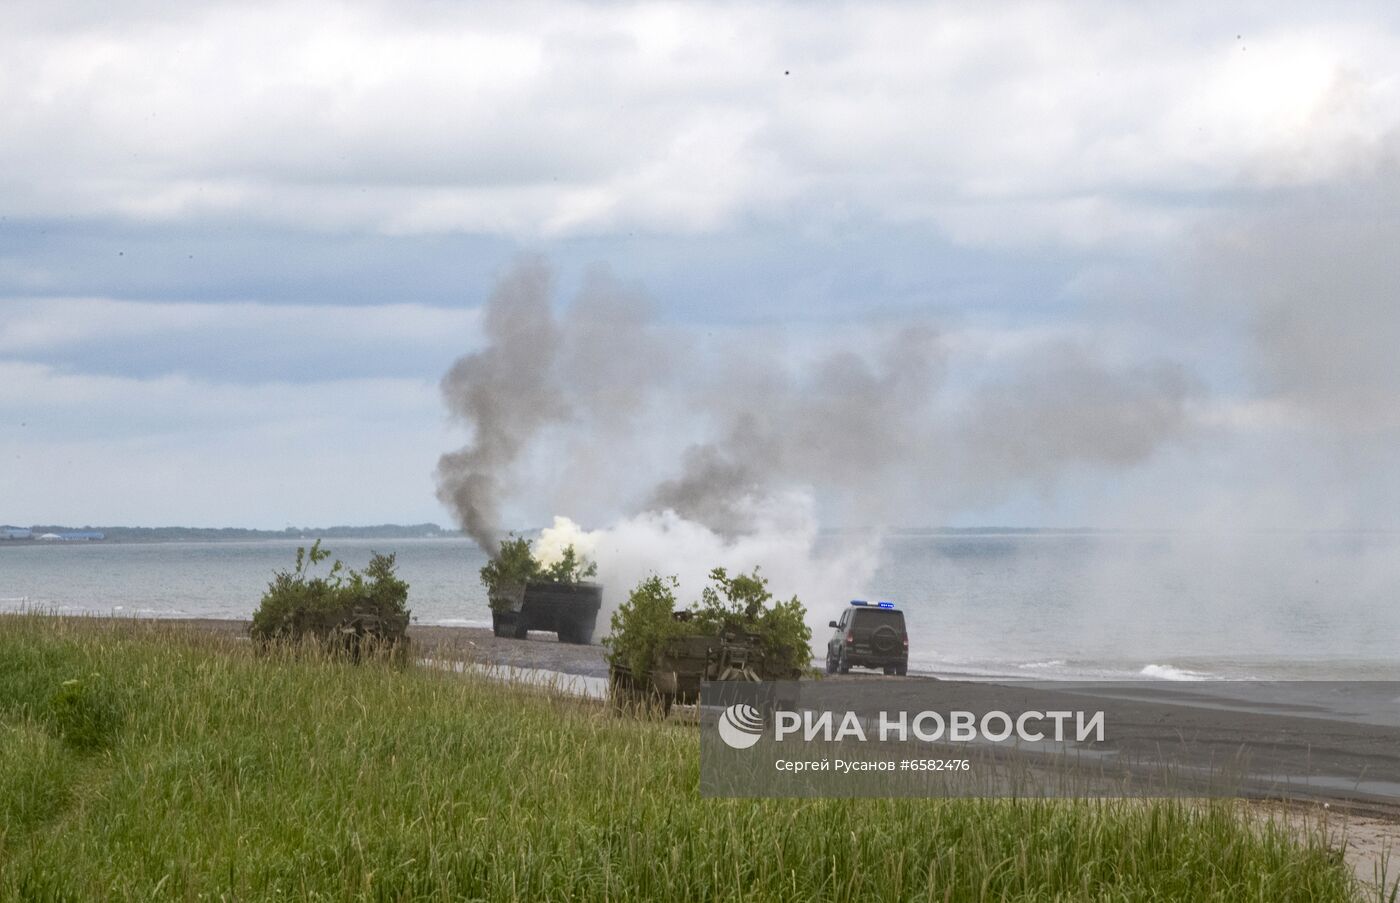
top-left (479, 534), bottom-right (596, 611)
top-left (604, 568), bottom-right (812, 678)
top-left (249, 541), bottom-right (410, 659)
top-left (603, 575), bottom-right (693, 676)
top-left (690, 567), bottom-right (812, 678)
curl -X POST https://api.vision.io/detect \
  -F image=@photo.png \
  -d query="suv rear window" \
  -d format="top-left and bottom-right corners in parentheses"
top-left (852, 610), bottom-right (904, 630)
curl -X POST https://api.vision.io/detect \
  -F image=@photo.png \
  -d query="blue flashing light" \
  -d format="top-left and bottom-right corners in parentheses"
top-left (877, 601), bottom-right (896, 609)
top-left (849, 599), bottom-right (868, 606)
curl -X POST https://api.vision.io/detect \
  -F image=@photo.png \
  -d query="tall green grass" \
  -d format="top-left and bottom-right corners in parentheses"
top-left (0, 614), bottom-right (1363, 901)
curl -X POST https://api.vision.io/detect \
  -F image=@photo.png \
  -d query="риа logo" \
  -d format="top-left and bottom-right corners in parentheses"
top-left (717, 703), bottom-right (765, 750)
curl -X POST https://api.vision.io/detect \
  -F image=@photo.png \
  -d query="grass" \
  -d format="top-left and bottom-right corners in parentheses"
top-left (0, 614), bottom-right (1366, 901)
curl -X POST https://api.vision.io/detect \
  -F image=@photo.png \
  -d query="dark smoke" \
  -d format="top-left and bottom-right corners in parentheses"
top-left (646, 329), bottom-right (1194, 531)
top-left (438, 258), bottom-right (1196, 540)
top-left (647, 325), bottom-right (947, 533)
top-left (646, 426), bottom-right (768, 536)
top-left (436, 260), bottom-right (665, 552)
top-left (436, 259), bottom-right (561, 555)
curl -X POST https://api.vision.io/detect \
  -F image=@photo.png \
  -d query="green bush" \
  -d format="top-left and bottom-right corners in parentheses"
top-left (605, 568), bottom-right (812, 678)
top-left (249, 541), bottom-right (410, 659)
top-left (691, 567), bottom-right (812, 677)
top-left (603, 575), bottom-right (693, 675)
top-left (479, 534), bottom-right (596, 611)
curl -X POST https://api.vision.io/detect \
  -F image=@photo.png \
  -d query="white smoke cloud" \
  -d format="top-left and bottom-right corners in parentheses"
top-left (533, 515), bottom-right (599, 569)
top-left (538, 493), bottom-right (881, 648)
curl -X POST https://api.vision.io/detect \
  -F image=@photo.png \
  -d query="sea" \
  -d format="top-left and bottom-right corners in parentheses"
top-left (3, 531), bottom-right (1398, 682)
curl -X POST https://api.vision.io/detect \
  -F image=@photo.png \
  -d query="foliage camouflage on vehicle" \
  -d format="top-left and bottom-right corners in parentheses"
top-left (480, 534), bottom-right (601, 643)
top-left (250, 540), bottom-right (410, 660)
top-left (605, 567), bottom-right (812, 715)
top-left (479, 534), bottom-right (597, 611)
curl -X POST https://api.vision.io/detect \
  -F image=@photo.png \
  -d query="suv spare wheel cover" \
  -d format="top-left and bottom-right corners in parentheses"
top-left (871, 624), bottom-right (897, 652)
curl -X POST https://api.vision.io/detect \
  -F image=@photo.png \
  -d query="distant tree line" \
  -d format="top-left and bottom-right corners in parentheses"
top-left (18, 524), bottom-right (453, 543)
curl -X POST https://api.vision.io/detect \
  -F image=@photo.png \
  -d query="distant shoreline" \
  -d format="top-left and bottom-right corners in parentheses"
top-left (6, 525), bottom-right (1398, 545)
top-left (0, 524), bottom-right (459, 544)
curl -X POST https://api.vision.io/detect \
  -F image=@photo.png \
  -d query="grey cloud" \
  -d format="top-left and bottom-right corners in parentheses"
top-left (652, 330), bottom-right (1195, 531)
top-left (6, 2), bottom-right (1398, 244)
top-left (646, 440), bottom-right (767, 537)
top-left (557, 269), bottom-right (674, 428)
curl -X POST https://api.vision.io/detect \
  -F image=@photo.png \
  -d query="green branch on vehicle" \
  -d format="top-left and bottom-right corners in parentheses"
top-left (479, 534), bottom-right (597, 611)
top-left (605, 567), bottom-right (812, 679)
top-left (249, 540), bottom-right (410, 657)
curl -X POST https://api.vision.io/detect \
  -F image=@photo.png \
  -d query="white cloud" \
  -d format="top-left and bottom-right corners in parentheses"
top-left (2, 2), bottom-right (1397, 244)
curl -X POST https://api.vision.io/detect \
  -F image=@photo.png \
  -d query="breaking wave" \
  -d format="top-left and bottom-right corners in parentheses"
top-left (1139, 663), bottom-right (1212, 681)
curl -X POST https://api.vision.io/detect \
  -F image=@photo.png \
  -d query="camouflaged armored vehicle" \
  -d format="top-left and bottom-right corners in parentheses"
top-left (489, 580), bottom-right (602, 644)
top-left (608, 614), bottom-right (800, 716)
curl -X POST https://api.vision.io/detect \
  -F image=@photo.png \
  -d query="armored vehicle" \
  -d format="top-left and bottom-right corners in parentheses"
top-left (609, 618), bottom-right (799, 716)
top-left (489, 580), bottom-right (602, 644)
top-left (825, 600), bottom-right (908, 675)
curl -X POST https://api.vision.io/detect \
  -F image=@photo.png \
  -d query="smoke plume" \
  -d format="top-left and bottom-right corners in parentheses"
top-left (436, 259), bottom-right (562, 556)
top-left (1210, 151), bottom-right (1400, 432)
top-left (437, 257), bottom-right (1195, 551)
top-left (539, 498), bottom-right (883, 645)
top-left (435, 258), bottom-right (1202, 647)
top-left (1163, 133), bottom-right (1400, 528)
top-left (436, 260), bottom-right (668, 552)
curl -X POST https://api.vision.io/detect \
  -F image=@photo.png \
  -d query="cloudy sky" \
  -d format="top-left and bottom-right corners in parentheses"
top-left (3, 1), bottom-right (1399, 529)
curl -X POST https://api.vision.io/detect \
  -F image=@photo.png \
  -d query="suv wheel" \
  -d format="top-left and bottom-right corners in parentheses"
top-left (870, 624), bottom-right (898, 655)
top-left (895, 663), bottom-right (907, 677)
top-left (837, 650), bottom-right (851, 674)
top-left (824, 653), bottom-right (837, 675)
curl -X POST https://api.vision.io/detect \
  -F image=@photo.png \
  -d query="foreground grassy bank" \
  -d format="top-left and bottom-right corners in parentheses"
top-left (0, 616), bottom-right (1361, 901)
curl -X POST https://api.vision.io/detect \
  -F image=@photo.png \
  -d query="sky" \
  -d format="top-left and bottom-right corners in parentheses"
top-left (2, 1), bottom-right (1399, 530)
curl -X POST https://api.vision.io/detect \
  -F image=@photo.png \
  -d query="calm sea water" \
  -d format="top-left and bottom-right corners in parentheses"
top-left (3, 532), bottom-right (1397, 680)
